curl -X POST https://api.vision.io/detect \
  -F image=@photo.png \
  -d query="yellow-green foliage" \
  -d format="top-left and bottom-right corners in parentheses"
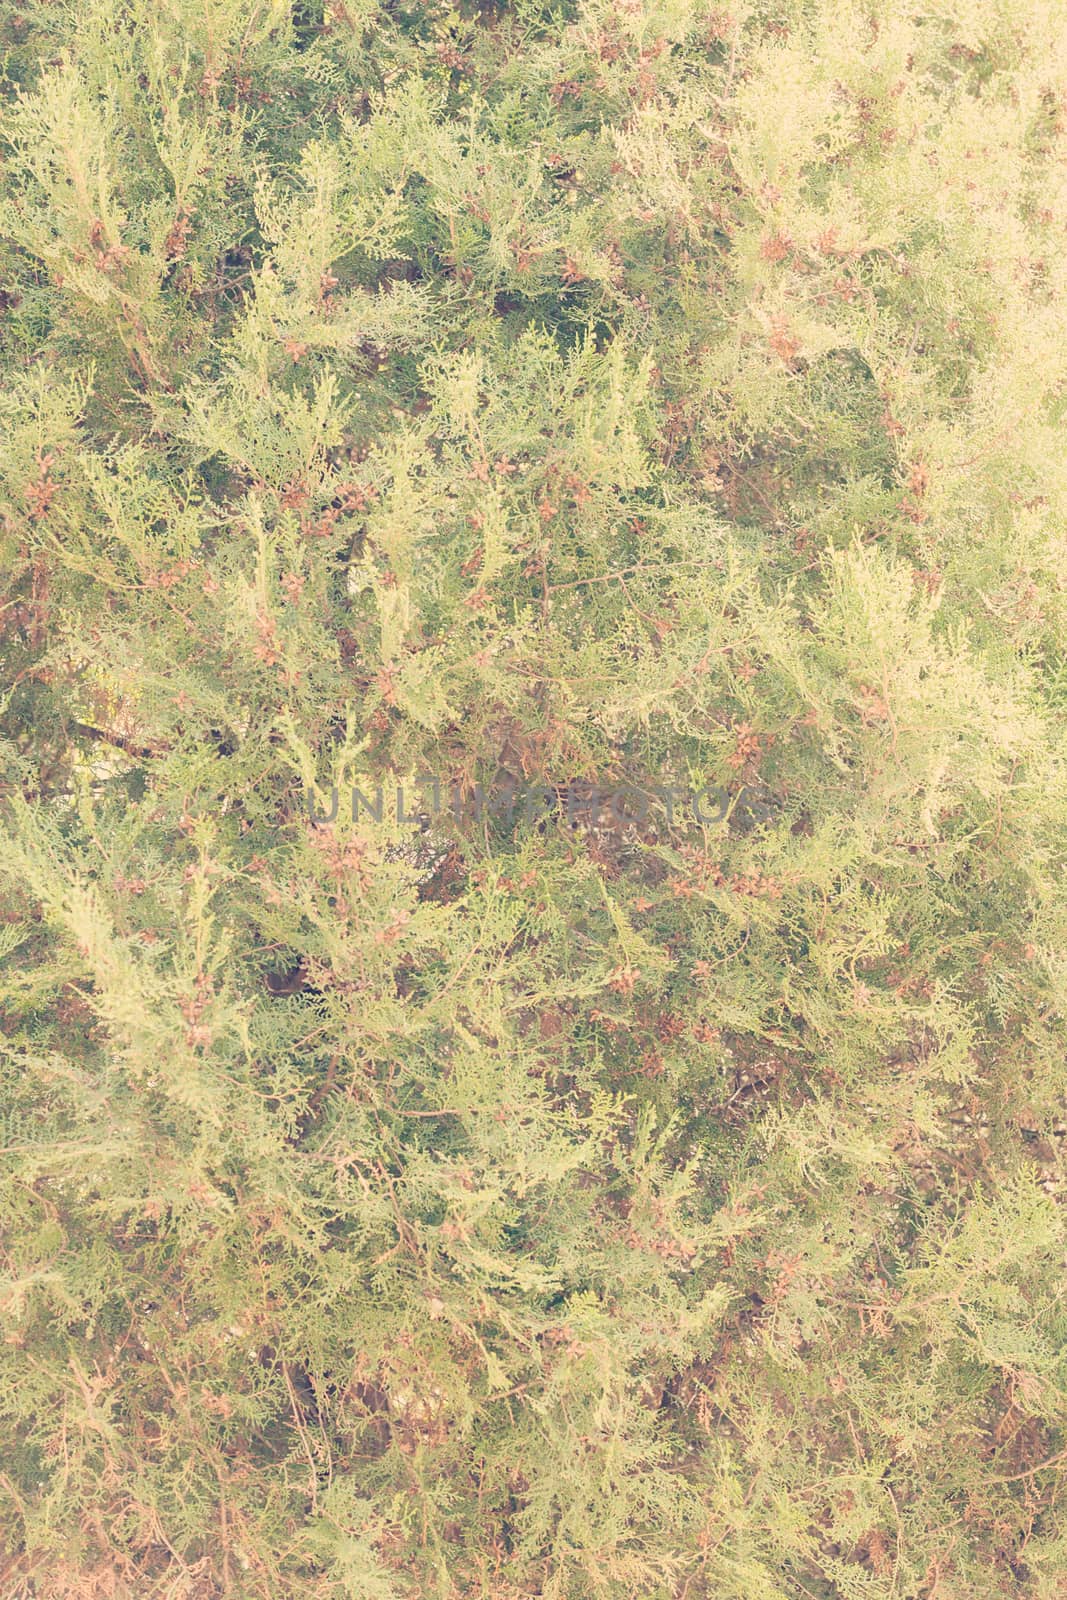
top-left (2, 1), bottom-right (1067, 1596)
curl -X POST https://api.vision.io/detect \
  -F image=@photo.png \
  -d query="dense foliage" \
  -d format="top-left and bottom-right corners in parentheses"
top-left (2, 0), bottom-right (1067, 1594)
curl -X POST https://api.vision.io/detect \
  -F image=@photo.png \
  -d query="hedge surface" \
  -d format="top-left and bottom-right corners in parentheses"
top-left (2, 1), bottom-right (1067, 1596)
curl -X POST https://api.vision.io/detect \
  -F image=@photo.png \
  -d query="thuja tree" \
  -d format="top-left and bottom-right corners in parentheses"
top-left (2, 0), bottom-right (1067, 1595)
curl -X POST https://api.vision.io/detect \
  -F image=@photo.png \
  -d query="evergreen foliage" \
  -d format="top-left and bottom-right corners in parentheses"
top-left (2, 0), bottom-right (1067, 1594)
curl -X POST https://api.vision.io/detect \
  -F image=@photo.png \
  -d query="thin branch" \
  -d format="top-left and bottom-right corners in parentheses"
top-left (66, 720), bottom-right (170, 759)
